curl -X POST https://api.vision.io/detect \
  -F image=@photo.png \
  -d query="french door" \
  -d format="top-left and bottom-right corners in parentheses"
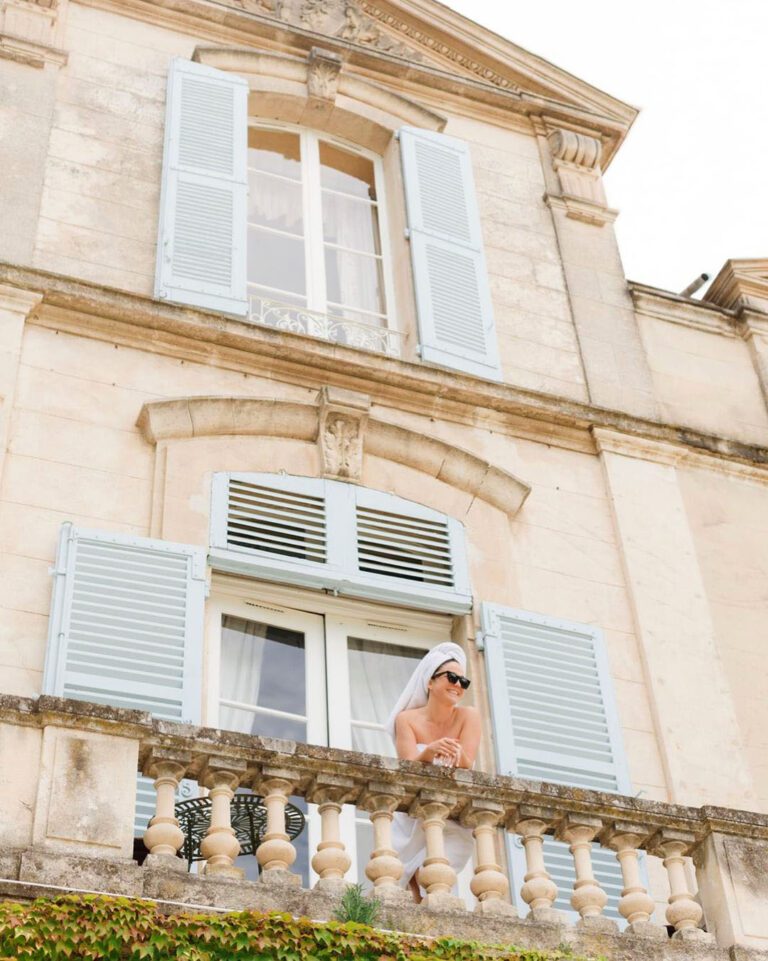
top-left (205, 589), bottom-right (448, 883)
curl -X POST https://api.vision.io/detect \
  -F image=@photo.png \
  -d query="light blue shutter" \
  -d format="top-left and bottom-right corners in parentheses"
top-left (208, 473), bottom-right (472, 613)
top-left (481, 604), bottom-right (630, 922)
top-left (399, 127), bottom-right (501, 381)
top-left (43, 523), bottom-right (206, 833)
top-left (155, 57), bottom-right (248, 315)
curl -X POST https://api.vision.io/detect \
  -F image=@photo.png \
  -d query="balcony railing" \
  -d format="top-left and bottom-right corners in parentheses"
top-left (248, 294), bottom-right (401, 357)
top-left (3, 695), bottom-right (768, 954)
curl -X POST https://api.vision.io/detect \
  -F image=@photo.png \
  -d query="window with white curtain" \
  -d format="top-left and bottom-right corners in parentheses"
top-left (247, 124), bottom-right (394, 345)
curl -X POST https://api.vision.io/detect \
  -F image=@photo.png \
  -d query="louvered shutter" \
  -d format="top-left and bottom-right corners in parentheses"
top-left (155, 57), bottom-right (248, 316)
top-left (481, 604), bottom-right (630, 922)
top-left (399, 127), bottom-right (501, 381)
top-left (209, 473), bottom-right (472, 613)
top-left (43, 524), bottom-right (206, 833)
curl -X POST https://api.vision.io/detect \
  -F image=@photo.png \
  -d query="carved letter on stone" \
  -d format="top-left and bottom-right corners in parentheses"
top-left (308, 46), bottom-right (342, 103)
top-left (318, 386), bottom-right (370, 481)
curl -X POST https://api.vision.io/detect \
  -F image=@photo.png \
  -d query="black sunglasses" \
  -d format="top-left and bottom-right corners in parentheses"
top-left (431, 670), bottom-right (471, 690)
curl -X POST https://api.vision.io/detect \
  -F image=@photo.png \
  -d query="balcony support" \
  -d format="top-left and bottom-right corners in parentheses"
top-left (142, 751), bottom-right (189, 863)
top-left (256, 768), bottom-right (300, 878)
top-left (649, 830), bottom-right (712, 941)
top-left (200, 758), bottom-right (247, 878)
top-left (308, 775), bottom-right (356, 891)
top-left (359, 783), bottom-right (409, 904)
top-left (462, 800), bottom-right (515, 917)
top-left (511, 806), bottom-right (559, 921)
top-left (412, 792), bottom-right (462, 909)
top-left (601, 821), bottom-right (665, 937)
top-left (557, 815), bottom-right (612, 928)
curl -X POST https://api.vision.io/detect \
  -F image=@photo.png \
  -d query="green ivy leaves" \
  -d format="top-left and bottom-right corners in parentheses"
top-left (0, 894), bottom-right (592, 961)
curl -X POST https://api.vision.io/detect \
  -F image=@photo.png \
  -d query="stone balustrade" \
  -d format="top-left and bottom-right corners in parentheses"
top-left (2, 694), bottom-right (768, 956)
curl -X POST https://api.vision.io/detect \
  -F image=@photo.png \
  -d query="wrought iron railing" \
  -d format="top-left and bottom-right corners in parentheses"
top-left (248, 294), bottom-right (401, 357)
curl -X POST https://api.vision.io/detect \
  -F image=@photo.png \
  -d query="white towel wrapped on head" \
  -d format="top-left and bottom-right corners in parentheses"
top-left (384, 641), bottom-right (466, 742)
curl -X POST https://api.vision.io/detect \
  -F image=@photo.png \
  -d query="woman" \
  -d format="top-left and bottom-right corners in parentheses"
top-left (385, 642), bottom-right (481, 902)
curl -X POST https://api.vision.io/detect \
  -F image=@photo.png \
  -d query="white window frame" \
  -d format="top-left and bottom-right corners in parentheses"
top-left (247, 120), bottom-right (399, 339)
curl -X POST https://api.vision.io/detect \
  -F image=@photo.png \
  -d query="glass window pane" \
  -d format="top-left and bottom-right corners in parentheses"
top-left (248, 128), bottom-right (302, 180)
top-left (220, 616), bottom-right (306, 725)
top-left (324, 247), bottom-right (385, 315)
top-left (320, 142), bottom-right (376, 200)
top-left (249, 228), bottom-right (306, 295)
top-left (347, 638), bottom-right (427, 757)
top-left (322, 191), bottom-right (380, 255)
top-left (219, 704), bottom-right (307, 742)
top-left (249, 172), bottom-right (303, 236)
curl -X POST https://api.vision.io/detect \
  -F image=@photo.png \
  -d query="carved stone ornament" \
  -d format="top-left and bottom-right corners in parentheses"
top-left (232, 0), bottom-right (421, 60)
top-left (317, 385), bottom-right (370, 481)
top-left (0, 0), bottom-right (67, 68)
top-left (545, 125), bottom-right (616, 226)
top-left (307, 46), bottom-right (342, 103)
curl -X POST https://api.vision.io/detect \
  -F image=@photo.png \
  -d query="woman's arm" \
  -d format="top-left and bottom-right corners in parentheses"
top-left (452, 706), bottom-right (481, 769)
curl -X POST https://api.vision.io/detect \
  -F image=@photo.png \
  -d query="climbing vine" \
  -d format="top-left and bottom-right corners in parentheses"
top-left (0, 895), bottom-right (594, 961)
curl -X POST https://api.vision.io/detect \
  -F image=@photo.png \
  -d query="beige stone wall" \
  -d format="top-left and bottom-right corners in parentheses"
top-left (678, 466), bottom-right (768, 811)
top-left (637, 308), bottom-right (768, 446)
top-left (446, 116), bottom-right (588, 402)
top-left (31, 4), bottom-right (194, 293)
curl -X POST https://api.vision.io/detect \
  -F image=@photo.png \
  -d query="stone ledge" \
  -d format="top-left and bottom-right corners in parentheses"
top-left (1, 262), bottom-right (768, 472)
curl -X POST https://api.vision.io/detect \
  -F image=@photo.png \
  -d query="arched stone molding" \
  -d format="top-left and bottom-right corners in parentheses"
top-left (193, 46), bottom-right (446, 152)
top-left (137, 395), bottom-right (531, 516)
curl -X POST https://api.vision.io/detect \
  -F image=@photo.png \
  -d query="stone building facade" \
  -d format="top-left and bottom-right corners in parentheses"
top-left (1, 0), bottom-right (768, 951)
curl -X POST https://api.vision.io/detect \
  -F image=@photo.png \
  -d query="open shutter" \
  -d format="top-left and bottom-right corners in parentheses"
top-left (481, 604), bottom-right (630, 922)
top-left (400, 127), bottom-right (501, 381)
top-left (209, 473), bottom-right (472, 613)
top-left (155, 57), bottom-right (248, 316)
top-left (43, 523), bottom-right (206, 833)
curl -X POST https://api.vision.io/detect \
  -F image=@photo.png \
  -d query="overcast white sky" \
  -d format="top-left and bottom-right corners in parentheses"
top-left (441, 0), bottom-right (767, 297)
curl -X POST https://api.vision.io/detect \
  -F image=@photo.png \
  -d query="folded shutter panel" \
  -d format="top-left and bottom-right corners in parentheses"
top-left (481, 604), bottom-right (630, 922)
top-left (209, 472), bottom-right (472, 613)
top-left (155, 57), bottom-right (248, 316)
top-left (399, 127), bottom-right (501, 381)
top-left (43, 523), bottom-right (206, 834)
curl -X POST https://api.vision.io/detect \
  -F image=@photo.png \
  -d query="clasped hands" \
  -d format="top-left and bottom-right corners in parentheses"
top-left (427, 736), bottom-right (462, 767)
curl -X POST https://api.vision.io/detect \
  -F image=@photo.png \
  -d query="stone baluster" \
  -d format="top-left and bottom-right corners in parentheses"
top-left (556, 815), bottom-right (615, 931)
top-left (256, 767), bottom-right (300, 879)
top-left (359, 782), bottom-right (410, 904)
top-left (307, 774), bottom-right (357, 893)
top-left (648, 830), bottom-right (711, 941)
top-left (200, 757), bottom-right (247, 878)
top-left (600, 821), bottom-right (665, 937)
top-left (142, 749), bottom-right (190, 867)
top-left (461, 800), bottom-right (516, 916)
top-left (412, 791), bottom-right (463, 909)
top-left (510, 806), bottom-right (559, 921)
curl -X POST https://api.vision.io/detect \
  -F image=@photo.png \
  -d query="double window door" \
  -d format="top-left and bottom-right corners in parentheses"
top-left (204, 586), bottom-right (448, 883)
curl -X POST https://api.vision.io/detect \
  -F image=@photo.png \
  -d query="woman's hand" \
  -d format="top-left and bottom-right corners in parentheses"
top-left (426, 737), bottom-right (462, 766)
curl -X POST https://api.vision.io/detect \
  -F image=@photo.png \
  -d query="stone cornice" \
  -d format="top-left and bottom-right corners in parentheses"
top-left (629, 282), bottom-right (741, 338)
top-left (592, 428), bottom-right (768, 487)
top-left (3, 262), bottom-right (768, 475)
top-left (704, 258), bottom-right (768, 313)
top-left (74, 0), bottom-right (633, 163)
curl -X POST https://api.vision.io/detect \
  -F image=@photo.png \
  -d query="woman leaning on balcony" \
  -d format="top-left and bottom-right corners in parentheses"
top-left (386, 642), bottom-right (481, 903)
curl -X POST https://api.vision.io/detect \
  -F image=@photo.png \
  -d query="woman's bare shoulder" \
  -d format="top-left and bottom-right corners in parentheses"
top-left (457, 705), bottom-right (481, 725)
top-left (395, 708), bottom-right (422, 729)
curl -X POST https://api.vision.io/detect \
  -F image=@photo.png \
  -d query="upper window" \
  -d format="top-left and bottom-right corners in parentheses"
top-left (247, 125), bottom-right (397, 354)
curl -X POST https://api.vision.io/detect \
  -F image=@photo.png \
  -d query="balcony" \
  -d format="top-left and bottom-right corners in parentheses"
top-left (248, 294), bottom-right (401, 357)
top-left (2, 694), bottom-right (768, 956)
